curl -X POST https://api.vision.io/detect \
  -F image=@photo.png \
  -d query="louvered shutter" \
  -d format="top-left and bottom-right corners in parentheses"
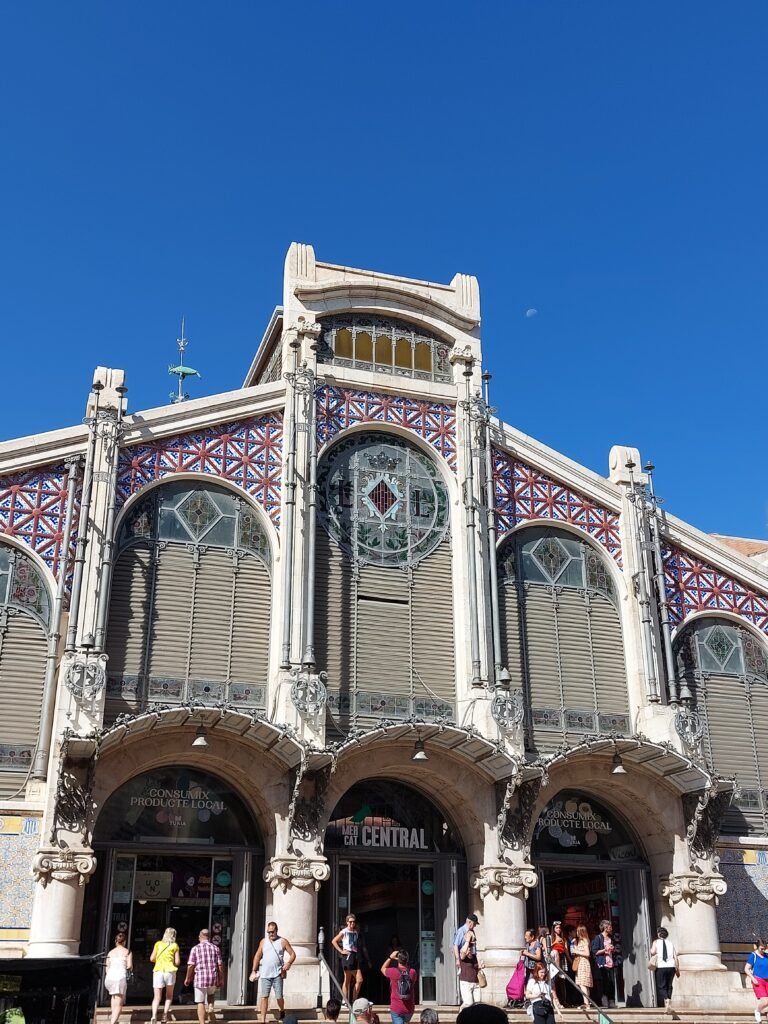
top-left (147, 545), bottom-right (195, 680)
top-left (0, 613), bottom-right (47, 797)
top-left (591, 596), bottom-right (628, 713)
top-left (230, 556), bottom-right (271, 688)
top-left (356, 596), bottom-right (410, 693)
top-left (499, 581), bottom-right (524, 690)
top-left (104, 544), bottom-right (153, 723)
top-left (704, 676), bottom-right (762, 832)
top-left (315, 530), bottom-right (353, 692)
top-left (411, 544), bottom-right (455, 705)
top-left (556, 589), bottom-right (597, 742)
top-left (189, 547), bottom-right (235, 683)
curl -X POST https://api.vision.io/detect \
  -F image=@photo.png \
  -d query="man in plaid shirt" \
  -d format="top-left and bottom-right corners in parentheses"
top-left (184, 929), bottom-right (223, 1024)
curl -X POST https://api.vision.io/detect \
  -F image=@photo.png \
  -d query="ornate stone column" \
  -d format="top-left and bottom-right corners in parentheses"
top-left (264, 855), bottom-right (330, 1008)
top-left (472, 863), bottom-right (537, 1005)
top-left (27, 847), bottom-right (97, 957)
top-left (659, 870), bottom-right (727, 972)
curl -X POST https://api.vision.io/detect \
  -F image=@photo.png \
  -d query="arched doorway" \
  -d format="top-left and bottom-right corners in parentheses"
top-left (322, 779), bottom-right (466, 1005)
top-left (87, 767), bottom-right (263, 1004)
top-left (531, 790), bottom-right (654, 1008)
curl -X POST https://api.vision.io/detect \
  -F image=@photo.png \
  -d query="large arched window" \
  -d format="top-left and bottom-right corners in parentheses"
top-left (675, 617), bottom-right (768, 833)
top-left (315, 432), bottom-right (455, 733)
top-left (105, 481), bottom-right (272, 724)
top-left (0, 543), bottom-right (51, 794)
top-left (498, 526), bottom-right (628, 753)
top-left (317, 315), bottom-right (452, 383)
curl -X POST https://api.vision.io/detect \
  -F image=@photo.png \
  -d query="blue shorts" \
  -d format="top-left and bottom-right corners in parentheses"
top-left (259, 974), bottom-right (284, 999)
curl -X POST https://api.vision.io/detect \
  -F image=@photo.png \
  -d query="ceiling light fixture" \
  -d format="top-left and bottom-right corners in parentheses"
top-left (412, 735), bottom-right (429, 762)
top-left (192, 725), bottom-right (208, 748)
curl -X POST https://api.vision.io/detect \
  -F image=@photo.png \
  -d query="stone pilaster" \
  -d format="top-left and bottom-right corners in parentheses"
top-left (27, 847), bottom-right (97, 957)
top-left (472, 863), bottom-right (537, 1005)
top-left (263, 855), bottom-right (329, 1009)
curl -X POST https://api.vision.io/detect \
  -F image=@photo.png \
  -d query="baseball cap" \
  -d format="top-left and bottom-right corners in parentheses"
top-left (352, 999), bottom-right (373, 1015)
top-left (468, 914), bottom-right (479, 924)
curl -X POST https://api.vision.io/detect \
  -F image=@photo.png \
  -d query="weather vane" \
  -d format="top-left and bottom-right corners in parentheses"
top-left (169, 316), bottom-right (201, 403)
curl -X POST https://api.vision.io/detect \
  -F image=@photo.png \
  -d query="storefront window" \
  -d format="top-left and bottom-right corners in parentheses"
top-left (532, 791), bottom-right (640, 862)
top-left (325, 779), bottom-right (462, 854)
top-left (94, 768), bottom-right (259, 846)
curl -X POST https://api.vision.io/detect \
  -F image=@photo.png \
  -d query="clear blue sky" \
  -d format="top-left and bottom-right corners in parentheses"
top-left (1, 2), bottom-right (766, 539)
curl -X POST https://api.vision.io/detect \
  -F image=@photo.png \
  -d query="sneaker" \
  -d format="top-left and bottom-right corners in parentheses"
top-left (754, 1011), bottom-right (761, 1024)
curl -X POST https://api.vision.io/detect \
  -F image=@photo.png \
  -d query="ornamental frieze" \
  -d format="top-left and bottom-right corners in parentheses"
top-left (31, 847), bottom-right (97, 888)
top-left (472, 864), bottom-right (538, 901)
top-left (659, 871), bottom-right (727, 907)
top-left (264, 856), bottom-right (331, 893)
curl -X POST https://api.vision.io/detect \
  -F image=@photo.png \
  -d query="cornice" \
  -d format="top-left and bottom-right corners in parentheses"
top-left (493, 419), bottom-right (622, 513)
top-left (294, 281), bottom-right (480, 332)
top-left (0, 382), bottom-right (286, 476)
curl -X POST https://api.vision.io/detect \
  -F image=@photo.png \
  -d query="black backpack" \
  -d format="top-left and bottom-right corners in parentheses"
top-left (397, 969), bottom-right (412, 998)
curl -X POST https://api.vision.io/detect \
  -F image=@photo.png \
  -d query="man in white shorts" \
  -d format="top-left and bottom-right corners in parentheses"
top-left (250, 921), bottom-right (297, 1023)
top-left (184, 929), bottom-right (223, 1024)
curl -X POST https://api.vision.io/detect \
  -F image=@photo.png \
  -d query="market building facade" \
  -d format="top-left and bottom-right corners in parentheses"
top-left (0, 244), bottom-right (766, 1012)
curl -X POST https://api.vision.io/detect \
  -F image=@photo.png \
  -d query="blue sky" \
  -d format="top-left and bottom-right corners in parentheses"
top-left (1, 2), bottom-right (766, 538)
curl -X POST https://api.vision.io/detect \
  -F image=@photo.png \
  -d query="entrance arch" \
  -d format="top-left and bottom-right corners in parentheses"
top-left (322, 778), bottom-right (466, 1006)
top-left (531, 789), bottom-right (654, 1009)
top-left (88, 766), bottom-right (263, 1005)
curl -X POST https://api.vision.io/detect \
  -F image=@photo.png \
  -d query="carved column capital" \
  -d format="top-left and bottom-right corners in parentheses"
top-left (659, 871), bottom-right (727, 907)
top-left (471, 864), bottom-right (538, 901)
top-left (264, 855), bottom-right (330, 893)
top-left (31, 847), bottom-right (97, 888)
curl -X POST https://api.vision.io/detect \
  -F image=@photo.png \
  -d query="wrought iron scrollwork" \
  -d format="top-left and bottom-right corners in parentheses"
top-left (496, 773), bottom-right (542, 861)
top-left (62, 652), bottom-right (108, 702)
top-left (50, 731), bottom-right (99, 848)
top-left (682, 786), bottom-right (734, 866)
top-left (288, 761), bottom-right (335, 854)
top-left (674, 706), bottom-right (705, 752)
top-left (491, 688), bottom-right (524, 733)
top-left (290, 667), bottom-right (329, 717)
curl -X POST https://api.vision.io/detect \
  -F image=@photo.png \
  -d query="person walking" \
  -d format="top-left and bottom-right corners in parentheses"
top-left (452, 915), bottom-right (479, 972)
top-left (521, 929), bottom-right (543, 982)
top-left (571, 925), bottom-right (593, 1009)
top-left (104, 932), bottom-right (132, 1024)
top-left (591, 920), bottom-right (615, 1007)
top-left (184, 928), bottom-right (223, 1024)
top-left (459, 926), bottom-right (483, 1007)
top-left (381, 949), bottom-right (418, 1024)
top-left (250, 921), bottom-right (297, 1024)
top-left (524, 961), bottom-right (563, 1024)
top-left (332, 914), bottom-right (370, 1005)
top-left (746, 937), bottom-right (768, 1024)
top-left (650, 926), bottom-right (679, 1011)
top-left (150, 926), bottom-right (181, 1024)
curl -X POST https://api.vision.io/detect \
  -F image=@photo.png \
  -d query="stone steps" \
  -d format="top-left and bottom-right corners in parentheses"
top-left (94, 1005), bottom-right (764, 1024)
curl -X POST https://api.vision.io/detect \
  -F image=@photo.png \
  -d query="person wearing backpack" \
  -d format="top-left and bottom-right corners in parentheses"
top-left (381, 949), bottom-right (418, 1024)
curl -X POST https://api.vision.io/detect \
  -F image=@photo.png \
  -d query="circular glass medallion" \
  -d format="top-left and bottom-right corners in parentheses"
top-left (318, 433), bottom-right (450, 567)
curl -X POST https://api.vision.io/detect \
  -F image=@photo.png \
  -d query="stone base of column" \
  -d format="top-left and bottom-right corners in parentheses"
top-left (671, 967), bottom-right (753, 1012)
top-left (278, 959), bottom-right (324, 1012)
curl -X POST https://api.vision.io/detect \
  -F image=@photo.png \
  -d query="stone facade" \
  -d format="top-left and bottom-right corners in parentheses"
top-left (0, 243), bottom-right (765, 1013)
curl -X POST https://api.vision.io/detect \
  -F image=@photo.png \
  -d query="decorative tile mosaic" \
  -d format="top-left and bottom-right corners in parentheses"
top-left (0, 816), bottom-right (40, 937)
top-left (0, 463), bottom-right (79, 580)
top-left (117, 414), bottom-right (283, 525)
top-left (663, 544), bottom-right (768, 634)
top-left (716, 847), bottom-right (768, 943)
top-left (316, 386), bottom-right (457, 471)
top-left (492, 448), bottom-right (622, 562)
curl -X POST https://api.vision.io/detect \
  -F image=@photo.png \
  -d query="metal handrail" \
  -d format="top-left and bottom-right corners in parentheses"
top-left (543, 952), bottom-right (615, 1023)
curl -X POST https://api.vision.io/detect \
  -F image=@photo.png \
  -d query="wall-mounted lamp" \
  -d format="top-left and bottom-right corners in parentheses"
top-left (412, 735), bottom-right (429, 762)
top-left (192, 725), bottom-right (208, 748)
top-left (610, 751), bottom-right (627, 775)
top-left (497, 667), bottom-right (511, 690)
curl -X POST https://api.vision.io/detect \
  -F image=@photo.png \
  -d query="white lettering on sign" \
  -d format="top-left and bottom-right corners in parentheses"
top-left (129, 787), bottom-right (225, 813)
top-left (344, 826), bottom-right (427, 849)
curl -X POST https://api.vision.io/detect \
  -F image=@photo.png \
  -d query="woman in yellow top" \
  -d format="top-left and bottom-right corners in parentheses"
top-left (150, 927), bottom-right (181, 1024)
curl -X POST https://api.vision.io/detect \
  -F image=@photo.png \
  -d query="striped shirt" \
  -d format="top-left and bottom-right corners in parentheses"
top-left (188, 940), bottom-right (222, 988)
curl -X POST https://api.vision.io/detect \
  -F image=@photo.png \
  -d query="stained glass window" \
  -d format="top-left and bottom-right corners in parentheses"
top-left (498, 526), bottom-right (616, 601)
top-left (317, 315), bottom-right (453, 383)
top-left (0, 544), bottom-right (51, 628)
top-left (675, 618), bottom-right (768, 681)
top-left (119, 481), bottom-right (271, 567)
top-left (318, 432), bottom-right (450, 567)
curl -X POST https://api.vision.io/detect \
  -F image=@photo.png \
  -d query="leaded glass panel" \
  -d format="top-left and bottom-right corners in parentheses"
top-left (317, 315), bottom-right (452, 383)
top-left (675, 618), bottom-right (768, 682)
top-left (501, 526), bottom-right (615, 600)
top-left (318, 432), bottom-right (450, 567)
top-left (0, 544), bottom-right (51, 628)
top-left (119, 481), bottom-right (271, 567)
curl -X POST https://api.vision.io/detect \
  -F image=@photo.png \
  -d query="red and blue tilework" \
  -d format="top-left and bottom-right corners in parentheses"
top-left (493, 447), bottom-right (622, 562)
top-left (663, 544), bottom-right (768, 634)
top-left (316, 386), bottom-right (457, 471)
top-left (0, 463), bottom-right (78, 579)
